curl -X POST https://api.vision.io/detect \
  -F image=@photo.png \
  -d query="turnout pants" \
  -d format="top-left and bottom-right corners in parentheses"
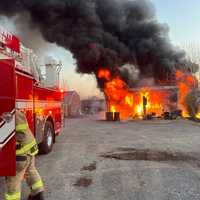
top-left (5, 155), bottom-right (44, 200)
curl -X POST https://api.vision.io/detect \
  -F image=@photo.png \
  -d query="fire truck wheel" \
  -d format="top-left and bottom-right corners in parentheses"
top-left (39, 121), bottom-right (54, 154)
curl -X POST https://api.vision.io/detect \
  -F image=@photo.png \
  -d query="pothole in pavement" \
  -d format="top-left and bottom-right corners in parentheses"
top-left (74, 162), bottom-right (97, 188)
top-left (100, 148), bottom-right (198, 163)
top-left (73, 177), bottom-right (93, 188)
top-left (81, 162), bottom-right (97, 171)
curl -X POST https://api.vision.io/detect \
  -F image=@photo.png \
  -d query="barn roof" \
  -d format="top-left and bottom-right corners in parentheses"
top-left (64, 91), bottom-right (80, 105)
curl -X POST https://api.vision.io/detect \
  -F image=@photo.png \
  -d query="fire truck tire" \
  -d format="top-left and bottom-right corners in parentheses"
top-left (39, 121), bottom-right (55, 154)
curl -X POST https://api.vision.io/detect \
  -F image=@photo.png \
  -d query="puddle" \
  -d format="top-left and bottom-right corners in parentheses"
top-left (100, 148), bottom-right (198, 162)
top-left (81, 162), bottom-right (97, 171)
top-left (74, 177), bottom-right (93, 188)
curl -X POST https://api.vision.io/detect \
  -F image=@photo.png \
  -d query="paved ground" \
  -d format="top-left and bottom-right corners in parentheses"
top-left (1, 116), bottom-right (200, 200)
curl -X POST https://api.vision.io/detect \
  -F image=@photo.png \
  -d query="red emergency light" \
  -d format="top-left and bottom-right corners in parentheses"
top-left (0, 26), bottom-right (20, 53)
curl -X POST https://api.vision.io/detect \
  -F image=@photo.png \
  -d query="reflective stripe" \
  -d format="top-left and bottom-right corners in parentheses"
top-left (31, 180), bottom-right (44, 190)
top-left (29, 145), bottom-right (39, 156)
top-left (30, 149), bottom-right (39, 156)
top-left (0, 111), bottom-right (15, 148)
top-left (16, 123), bottom-right (28, 132)
top-left (5, 192), bottom-right (21, 200)
top-left (16, 140), bottom-right (38, 156)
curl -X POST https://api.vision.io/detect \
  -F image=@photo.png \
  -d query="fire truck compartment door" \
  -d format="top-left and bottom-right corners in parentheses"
top-left (0, 59), bottom-right (16, 176)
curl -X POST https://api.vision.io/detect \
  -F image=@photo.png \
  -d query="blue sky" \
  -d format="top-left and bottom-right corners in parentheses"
top-left (151, 0), bottom-right (200, 44)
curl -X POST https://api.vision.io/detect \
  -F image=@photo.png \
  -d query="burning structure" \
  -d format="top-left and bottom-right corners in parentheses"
top-left (98, 68), bottom-right (199, 120)
top-left (0, 0), bottom-right (199, 120)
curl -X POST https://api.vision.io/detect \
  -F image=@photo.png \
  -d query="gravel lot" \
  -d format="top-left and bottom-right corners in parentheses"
top-left (1, 116), bottom-right (200, 200)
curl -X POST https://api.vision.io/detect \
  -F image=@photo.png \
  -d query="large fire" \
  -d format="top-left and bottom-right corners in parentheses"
top-left (98, 69), bottom-right (200, 120)
top-left (176, 70), bottom-right (199, 119)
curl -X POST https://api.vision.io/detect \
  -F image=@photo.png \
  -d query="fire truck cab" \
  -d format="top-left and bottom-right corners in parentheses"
top-left (0, 27), bottom-right (64, 176)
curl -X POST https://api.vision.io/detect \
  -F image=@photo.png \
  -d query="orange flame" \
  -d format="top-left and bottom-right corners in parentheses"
top-left (196, 113), bottom-right (200, 119)
top-left (98, 69), bottom-right (111, 81)
top-left (99, 68), bottom-right (199, 120)
top-left (176, 70), bottom-right (199, 118)
top-left (98, 69), bottom-right (177, 119)
top-left (110, 105), bottom-right (116, 113)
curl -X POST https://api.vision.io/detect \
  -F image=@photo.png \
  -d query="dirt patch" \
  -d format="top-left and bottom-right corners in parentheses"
top-left (100, 148), bottom-right (198, 162)
top-left (81, 162), bottom-right (97, 171)
top-left (74, 177), bottom-right (93, 188)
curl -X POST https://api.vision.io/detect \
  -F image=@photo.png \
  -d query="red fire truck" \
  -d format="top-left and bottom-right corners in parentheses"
top-left (0, 27), bottom-right (63, 176)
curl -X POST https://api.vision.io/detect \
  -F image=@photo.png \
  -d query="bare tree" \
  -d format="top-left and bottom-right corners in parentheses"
top-left (181, 42), bottom-right (200, 81)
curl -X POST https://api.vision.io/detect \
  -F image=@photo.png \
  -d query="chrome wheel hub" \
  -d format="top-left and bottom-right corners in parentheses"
top-left (47, 128), bottom-right (53, 147)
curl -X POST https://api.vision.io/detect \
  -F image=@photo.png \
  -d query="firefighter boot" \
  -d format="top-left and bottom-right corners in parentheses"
top-left (28, 192), bottom-right (45, 200)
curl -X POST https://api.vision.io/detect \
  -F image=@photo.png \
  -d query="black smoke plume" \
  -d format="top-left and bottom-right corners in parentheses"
top-left (0, 0), bottom-right (198, 88)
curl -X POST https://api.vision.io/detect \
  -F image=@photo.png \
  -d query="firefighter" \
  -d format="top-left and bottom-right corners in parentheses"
top-left (143, 96), bottom-right (147, 117)
top-left (4, 109), bottom-right (45, 200)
